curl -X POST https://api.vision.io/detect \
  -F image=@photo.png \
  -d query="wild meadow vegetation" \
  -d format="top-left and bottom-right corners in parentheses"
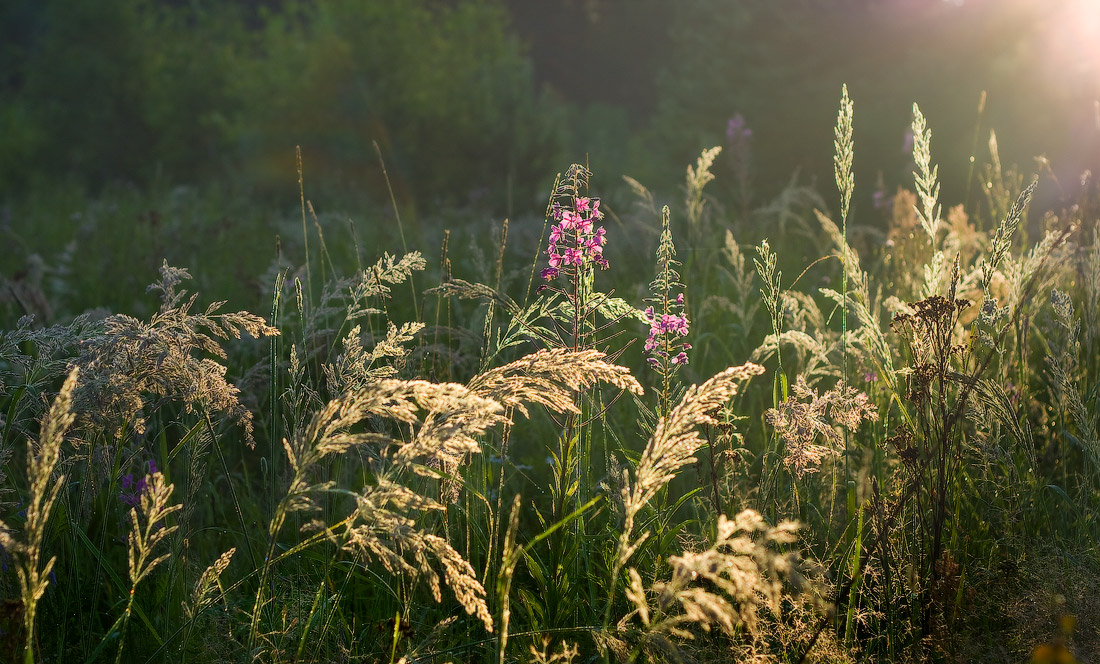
top-left (2, 75), bottom-right (1099, 663)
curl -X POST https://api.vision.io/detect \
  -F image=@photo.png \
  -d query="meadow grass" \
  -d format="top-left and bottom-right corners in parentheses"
top-left (1, 90), bottom-right (1099, 663)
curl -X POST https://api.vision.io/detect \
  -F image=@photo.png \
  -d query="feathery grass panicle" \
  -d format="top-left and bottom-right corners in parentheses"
top-left (529, 637), bottom-right (579, 664)
top-left (342, 480), bottom-right (494, 632)
top-left (911, 103), bottom-right (941, 244)
top-left (1001, 227), bottom-right (1070, 316)
top-left (603, 363), bottom-right (764, 646)
top-left (184, 547), bottom-right (235, 621)
top-left (754, 239), bottom-right (782, 338)
top-left (114, 471), bottom-right (180, 664)
top-left (703, 229), bottom-right (760, 330)
top-left (467, 349), bottom-right (643, 417)
top-left (345, 250), bottom-right (426, 319)
top-left (262, 349), bottom-right (642, 648)
top-left (323, 321), bottom-right (425, 392)
top-left (281, 378), bottom-right (487, 477)
top-left (969, 377), bottom-right (1035, 468)
top-left (1047, 289), bottom-right (1100, 473)
top-left (622, 174), bottom-right (660, 222)
top-left (71, 261), bottom-right (278, 448)
top-left (816, 210), bottom-right (900, 401)
top-left (834, 84), bottom-right (855, 225)
top-left (0, 367), bottom-right (77, 664)
top-left (660, 511), bottom-right (800, 634)
top-left (620, 510), bottom-right (801, 650)
top-left (766, 376), bottom-right (879, 477)
top-left (255, 375), bottom-right (505, 650)
top-left (125, 471), bottom-right (181, 588)
top-left (981, 180), bottom-right (1037, 293)
top-left (685, 146), bottom-right (722, 232)
top-left (496, 495), bottom-right (522, 664)
top-left (627, 364), bottom-right (765, 525)
top-left (0, 314), bottom-right (98, 448)
top-left (610, 363), bottom-right (765, 592)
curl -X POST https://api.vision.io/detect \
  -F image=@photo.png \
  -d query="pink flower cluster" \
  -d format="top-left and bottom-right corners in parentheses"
top-left (644, 293), bottom-right (691, 367)
top-left (541, 197), bottom-right (608, 281)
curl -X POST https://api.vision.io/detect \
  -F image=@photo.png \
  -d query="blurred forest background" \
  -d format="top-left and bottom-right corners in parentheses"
top-left (1, 0), bottom-right (1098, 240)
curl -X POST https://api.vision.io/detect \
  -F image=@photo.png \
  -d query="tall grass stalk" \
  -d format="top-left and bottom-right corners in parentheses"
top-left (833, 84), bottom-right (856, 516)
top-left (374, 139), bottom-right (419, 321)
top-left (115, 472), bottom-right (180, 664)
top-left (0, 368), bottom-right (77, 664)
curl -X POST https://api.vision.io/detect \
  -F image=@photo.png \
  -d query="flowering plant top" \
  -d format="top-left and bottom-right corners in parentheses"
top-left (541, 196), bottom-right (608, 282)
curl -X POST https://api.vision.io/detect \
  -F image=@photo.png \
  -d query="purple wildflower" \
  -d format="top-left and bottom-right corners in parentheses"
top-left (726, 114), bottom-right (752, 142)
top-left (120, 460), bottom-right (158, 508)
top-left (872, 189), bottom-right (893, 211)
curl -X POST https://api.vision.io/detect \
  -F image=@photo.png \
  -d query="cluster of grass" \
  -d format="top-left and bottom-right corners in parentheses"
top-left (1, 89), bottom-right (1098, 664)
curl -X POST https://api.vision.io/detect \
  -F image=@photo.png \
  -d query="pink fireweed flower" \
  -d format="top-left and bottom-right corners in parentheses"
top-left (643, 295), bottom-right (690, 368)
top-left (658, 313), bottom-right (689, 336)
top-left (549, 224), bottom-right (565, 245)
top-left (541, 194), bottom-right (609, 280)
top-left (642, 208), bottom-right (689, 387)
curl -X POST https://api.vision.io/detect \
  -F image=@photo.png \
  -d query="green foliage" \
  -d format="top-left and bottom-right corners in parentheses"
top-left (2, 84), bottom-right (1100, 664)
top-left (0, 0), bottom-right (565, 211)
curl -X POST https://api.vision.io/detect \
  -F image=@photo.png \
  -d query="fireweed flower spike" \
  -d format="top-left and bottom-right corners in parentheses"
top-left (541, 192), bottom-right (609, 284)
top-left (644, 206), bottom-right (691, 415)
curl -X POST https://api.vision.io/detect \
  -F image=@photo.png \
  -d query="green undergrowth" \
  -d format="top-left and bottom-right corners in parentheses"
top-left (1, 90), bottom-right (1098, 664)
